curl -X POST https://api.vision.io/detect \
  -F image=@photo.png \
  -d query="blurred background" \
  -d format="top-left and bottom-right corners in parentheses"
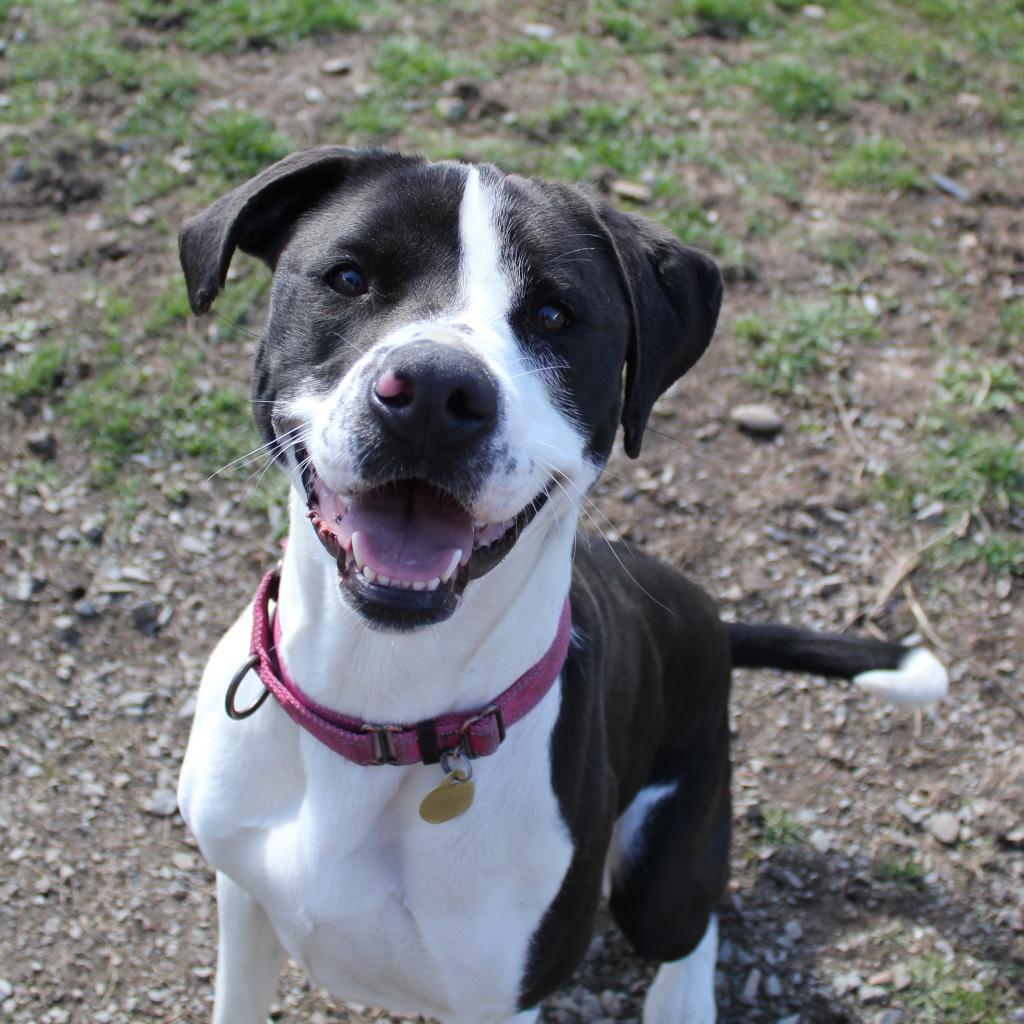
top-left (1, 1), bottom-right (1022, 1022)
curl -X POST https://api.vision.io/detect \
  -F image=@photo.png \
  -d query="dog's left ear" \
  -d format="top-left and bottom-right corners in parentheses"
top-left (599, 205), bottom-right (723, 458)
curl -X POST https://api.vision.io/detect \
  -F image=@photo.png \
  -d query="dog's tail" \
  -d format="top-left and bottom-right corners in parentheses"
top-left (727, 623), bottom-right (948, 706)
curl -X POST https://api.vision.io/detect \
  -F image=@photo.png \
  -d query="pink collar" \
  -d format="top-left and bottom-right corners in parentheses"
top-left (228, 568), bottom-right (572, 767)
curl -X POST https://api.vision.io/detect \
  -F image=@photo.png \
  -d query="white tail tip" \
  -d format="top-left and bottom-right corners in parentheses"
top-left (853, 648), bottom-right (948, 707)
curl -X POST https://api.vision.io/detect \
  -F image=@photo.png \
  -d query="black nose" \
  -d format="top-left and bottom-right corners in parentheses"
top-left (370, 342), bottom-right (499, 453)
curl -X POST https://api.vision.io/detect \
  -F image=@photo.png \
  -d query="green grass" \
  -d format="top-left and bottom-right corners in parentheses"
top-left (751, 59), bottom-right (848, 119)
top-left (760, 805), bottom-right (807, 847)
top-left (124, 0), bottom-right (359, 51)
top-left (906, 954), bottom-right (1009, 1024)
top-left (679, 0), bottom-right (781, 38)
top-left (195, 110), bottom-right (293, 188)
top-left (880, 343), bottom-right (1023, 575)
top-left (735, 296), bottom-right (880, 395)
top-left (830, 136), bottom-right (920, 191)
top-left (874, 853), bottom-right (926, 887)
top-left (1, 343), bottom-right (68, 401)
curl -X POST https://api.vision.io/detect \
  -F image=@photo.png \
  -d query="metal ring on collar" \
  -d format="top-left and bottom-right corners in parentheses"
top-left (440, 747), bottom-right (473, 782)
top-left (225, 653), bottom-right (268, 720)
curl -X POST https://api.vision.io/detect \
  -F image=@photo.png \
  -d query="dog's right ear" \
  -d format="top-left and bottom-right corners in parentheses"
top-left (179, 146), bottom-right (401, 316)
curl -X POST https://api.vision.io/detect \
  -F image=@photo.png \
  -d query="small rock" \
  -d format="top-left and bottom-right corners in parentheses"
top-left (54, 615), bottom-right (80, 646)
top-left (833, 971), bottom-right (863, 996)
top-left (730, 403), bottom-right (783, 437)
top-left (802, 3), bottom-right (826, 17)
top-left (143, 788), bottom-right (179, 817)
top-left (777, 1016), bottom-right (800, 1024)
top-left (765, 973), bottom-right (782, 997)
top-left (320, 56), bottom-right (352, 75)
top-left (304, 86), bottom-right (325, 104)
top-left (995, 577), bottom-right (1012, 600)
top-left (15, 571), bottom-right (46, 602)
top-left (81, 518), bottom-right (105, 544)
top-left (0, 979), bottom-right (11, 999)
top-left (26, 429), bottom-right (57, 459)
top-left (127, 205), bottom-right (155, 227)
top-left (783, 919), bottom-right (803, 943)
top-left (862, 293), bottom-right (881, 316)
top-left (116, 690), bottom-right (152, 714)
top-left (9, 159), bottom-right (28, 183)
top-left (809, 828), bottom-right (833, 854)
top-left (521, 21), bottom-right (555, 39)
top-left (876, 1011), bottom-right (905, 1024)
top-left (131, 601), bottom-right (161, 636)
top-left (891, 963), bottom-right (912, 991)
top-left (610, 178), bottom-right (654, 204)
top-left (859, 984), bottom-right (888, 1005)
top-left (74, 599), bottom-right (99, 619)
top-left (928, 811), bottom-right (960, 846)
top-left (894, 798), bottom-right (927, 826)
top-left (741, 967), bottom-right (762, 1002)
top-left (999, 827), bottom-right (1024, 849)
top-left (930, 173), bottom-right (971, 203)
top-left (435, 96), bottom-right (467, 122)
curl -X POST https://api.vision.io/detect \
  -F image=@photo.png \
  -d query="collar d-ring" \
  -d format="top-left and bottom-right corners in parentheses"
top-left (225, 653), bottom-right (269, 720)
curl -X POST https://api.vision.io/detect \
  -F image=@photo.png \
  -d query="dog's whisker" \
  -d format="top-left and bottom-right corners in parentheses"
top-left (207, 426), bottom-right (310, 480)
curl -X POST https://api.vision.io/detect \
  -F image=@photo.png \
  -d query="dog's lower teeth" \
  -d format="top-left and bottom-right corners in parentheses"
top-left (413, 580), bottom-right (426, 591)
top-left (363, 567), bottom-right (377, 583)
top-left (427, 578), bottom-right (440, 592)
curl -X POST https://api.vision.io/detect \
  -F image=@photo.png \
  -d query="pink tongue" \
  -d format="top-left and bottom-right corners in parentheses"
top-left (338, 482), bottom-right (474, 582)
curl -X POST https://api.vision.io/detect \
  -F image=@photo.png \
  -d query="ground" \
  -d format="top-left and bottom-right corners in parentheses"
top-left (1, 1), bottom-right (1022, 1022)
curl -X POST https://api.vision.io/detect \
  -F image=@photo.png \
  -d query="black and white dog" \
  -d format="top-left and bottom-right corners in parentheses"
top-left (177, 148), bottom-right (947, 1024)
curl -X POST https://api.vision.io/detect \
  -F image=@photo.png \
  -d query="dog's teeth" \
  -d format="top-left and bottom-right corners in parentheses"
top-left (427, 578), bottom-right (441, 592)
top-left (351, 531), bottom-right (367, 569)
top-left (412, 580), bottom-right (426, 591)
top-left (441, 549), bottom-right (461, 583)
top-left (378, 574), bottom-right (391, 587)
top-left (363, 567), bottom-right (377, 584)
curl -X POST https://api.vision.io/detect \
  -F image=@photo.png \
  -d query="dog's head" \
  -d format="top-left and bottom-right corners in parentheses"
top-left (180, 147), bottom-right (722, 630)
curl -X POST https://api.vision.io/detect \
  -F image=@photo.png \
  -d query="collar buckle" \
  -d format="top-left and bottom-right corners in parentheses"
top-left (362, 723), bottom-right (401, 765)
top-left (457, 703), bottom-right (506, 759)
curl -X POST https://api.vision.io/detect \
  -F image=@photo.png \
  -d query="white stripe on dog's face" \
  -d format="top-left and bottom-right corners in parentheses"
top-left (458, 167), bottom-right (515, 326)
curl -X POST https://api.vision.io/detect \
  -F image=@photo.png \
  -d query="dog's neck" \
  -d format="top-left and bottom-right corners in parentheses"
top-left (275, 489), bottom-right (575, 724)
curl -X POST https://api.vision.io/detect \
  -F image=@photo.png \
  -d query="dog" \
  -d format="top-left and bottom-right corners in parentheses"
top-left (176, 147), bottom-right (947, 1024)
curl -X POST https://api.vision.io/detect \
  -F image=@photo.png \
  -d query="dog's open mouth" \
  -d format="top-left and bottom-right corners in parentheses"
top-left (297, 447), bottom-right (548, 628)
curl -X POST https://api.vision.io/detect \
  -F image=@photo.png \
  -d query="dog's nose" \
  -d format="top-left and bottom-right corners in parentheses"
top-left (370, 342), bottom-right (499, 452)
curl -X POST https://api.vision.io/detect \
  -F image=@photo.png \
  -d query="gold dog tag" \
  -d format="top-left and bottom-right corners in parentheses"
top-left (419, 770), bottom-right (475, 824)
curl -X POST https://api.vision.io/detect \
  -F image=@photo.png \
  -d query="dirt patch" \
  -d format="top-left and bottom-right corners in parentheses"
top-left (1, 2), bottom-right (1022, 1022)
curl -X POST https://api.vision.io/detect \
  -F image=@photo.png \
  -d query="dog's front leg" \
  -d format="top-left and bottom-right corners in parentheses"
top-left (212, 871), bottom-right (285, 1024)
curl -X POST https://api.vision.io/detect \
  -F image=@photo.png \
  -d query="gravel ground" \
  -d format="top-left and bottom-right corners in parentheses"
top-left (2, 3), bottom-right (1023, 1022)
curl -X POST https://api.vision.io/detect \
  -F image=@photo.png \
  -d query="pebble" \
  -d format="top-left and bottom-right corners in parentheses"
top-left (833, 970), bottom-right (863, 996)
top-left (435, 96), bottom-right (467, 122)
top-left (127, 205), bottom-right (155, 226)
top-left (859, 984), bottom-right (888, 1004)
top-left (143, 788), bottom-right (179, 817)
top-left (730, 403), bottom-right (783, 437)
top-left (522, 21), bottom-right (555, 39)
top-left (116, 690), bottom-right (152, 714)
top-left (765, 973), bottom-right (782, 997)
top-left (25, 430), bottom-right (57, 459)
top-left (610, 178), bottom-right (653, 204)
top-left (891, 962), bottom-right (912, 991)
top-left (131, 601), bottom-right (162, 636)
top-left (741, 967), bottom-right (762, 1002)
top-left (876, 1011), bottom-right (905, 1024)
top-left (320, 56), bottom-right (352, 75)
top-left (928, 811), bottom-right (960, 846)
top-left (809, 828), bottom-right (832, 854)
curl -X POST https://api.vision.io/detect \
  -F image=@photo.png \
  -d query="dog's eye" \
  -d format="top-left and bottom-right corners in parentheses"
top-left (534, 302), bottom-right (572, 333)
top-left (329, 262), bottom-right (368, 297)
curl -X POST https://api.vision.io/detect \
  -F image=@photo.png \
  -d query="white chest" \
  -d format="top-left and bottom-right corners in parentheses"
top-left (179, 632), bottom-right (573, 1024)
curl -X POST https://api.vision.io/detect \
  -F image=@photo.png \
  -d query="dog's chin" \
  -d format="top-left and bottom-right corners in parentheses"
top-left (296, 450), bottom-right (548, 632)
